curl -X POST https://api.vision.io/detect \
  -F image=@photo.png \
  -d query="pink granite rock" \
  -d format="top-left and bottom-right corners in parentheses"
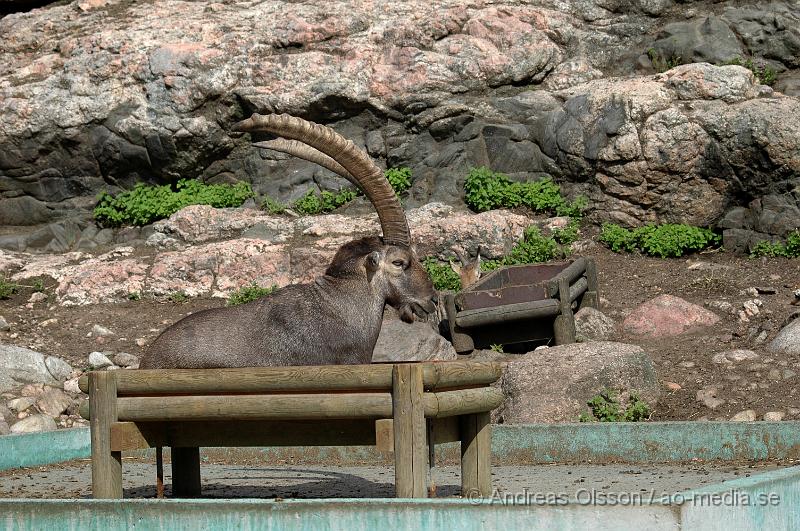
top-left (622, 294), bottom-right (720, 338)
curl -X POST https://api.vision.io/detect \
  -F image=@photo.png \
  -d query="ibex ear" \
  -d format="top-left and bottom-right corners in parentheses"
top-left (365, 251), bottom-right (381, 276)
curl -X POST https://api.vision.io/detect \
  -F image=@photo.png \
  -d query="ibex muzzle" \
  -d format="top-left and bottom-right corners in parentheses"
top-left (139, 114), bottom-right (436, 369)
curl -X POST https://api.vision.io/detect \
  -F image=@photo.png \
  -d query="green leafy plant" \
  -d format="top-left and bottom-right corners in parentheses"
top-left (32, 279), bottom-right (45, 293)
top-left (262, 195), bottom-right (287, 215)
top-left (464, 167), bottom-right (586, 218)
top-left (551, 219), bottom-right (581, 246)
top-left (599, 223), bottom-right (720, 258)
top-left (386, 167), bottom-right (412, 195)
top-left (422, 258), bottom-right (462, 291)
top-left (127, 291), bottom-right (142, 301)
top-left (94, 179), bottom-right (255, 227)
top-left (579, 388), bottom-right (652, 422)
top-left (490, 344), bottom-right (505, 353)
top-left (647, 48), bottom-right (683, 72)
top-left (749, 230), bottom-right (800, 258)
top-left (292, 188), bottom-right (359, 215)
top-left (0, 278), bottom-right (19, 300)
top-left (227, 283), bottom-right (277, 306)
top-left (168, 291), bottom-right (189, 303)
top-left (481, 226), bottom-right (564, 274)
top-left (723, 56), bottom-right (777, 86)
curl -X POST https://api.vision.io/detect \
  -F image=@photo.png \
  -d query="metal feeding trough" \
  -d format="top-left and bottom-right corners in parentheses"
top-left (443, 257), bottom-right (599, 353)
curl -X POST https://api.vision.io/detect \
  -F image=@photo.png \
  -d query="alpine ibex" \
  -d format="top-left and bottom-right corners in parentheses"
top-left (450, 247), bottom-right (482, 290)
top-left (140, 114), bottom-right (437, 369)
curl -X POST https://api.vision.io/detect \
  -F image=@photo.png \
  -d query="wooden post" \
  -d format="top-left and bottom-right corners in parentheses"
top-left (171, 447), bottom-right (201, 497)
top-left (89, 371), bottom-right (122, 499)
top-left (581, 258), bottom-right (600, 309)
top-left (392, 364), bottom-right (427, 498)
top-left (460, 412), bottom-right (491, 498)
top-left (444, 292), bottom-right (475, 354)
top-left (553, 276), bottom-right (576, 344)
top-left (156, 447), bottom-right (164, 498)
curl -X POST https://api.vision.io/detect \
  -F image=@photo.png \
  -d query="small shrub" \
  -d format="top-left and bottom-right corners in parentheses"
top-left (262, 196), bottom-right (287, 215)
top-left (599, 223), bottom-right (720, 258)
top-left (94, 179), bottom-right (255, 227)
top-left (551, 219), bottom-right (580, 246)
top-left (490, 344), bottom-right (504, 353)
top-left (463, 167), bottom-right (586, 218)
top-left (505, 226), bottom-right (560, 264)
top-left (422, 258), bottom-right (462, 291)
top-left (579, 388), bottom-right (652, 422)
top-left (292, 188), bottom-right (359, 215)
top-left (723, 57), bottom-right (777, 86)
top-left (599, 223), bottom-right (637, 253)
top-left (32, 279), bottom-right (45, 293)
top-left (386, 167), bottom-right (412, 195)
top-left (168, 291), bottom-right (189, 303)
top-left (647, 48), bottom-right (683, 72)
top-left (127, 292), bottom-right (142, 301)
top-left (227, 283), bottom-right (277, 306)
top-left (750, 231), bottom-right (800, 258)
top-left (0, 278), bottom-right (19, 300)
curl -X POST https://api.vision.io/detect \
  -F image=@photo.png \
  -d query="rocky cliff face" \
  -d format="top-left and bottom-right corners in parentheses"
top-left (1, 0), bottom-right (798, 251)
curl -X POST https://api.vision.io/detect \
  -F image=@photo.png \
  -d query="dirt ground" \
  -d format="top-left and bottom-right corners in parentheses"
top-left (1, 236), bottom-right (799, 422)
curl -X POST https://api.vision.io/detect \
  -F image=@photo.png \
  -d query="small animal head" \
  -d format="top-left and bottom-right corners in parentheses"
top-left (327, 236), bottom-right (437, 323)
top-left (450, 247), bottom-right (482, 289)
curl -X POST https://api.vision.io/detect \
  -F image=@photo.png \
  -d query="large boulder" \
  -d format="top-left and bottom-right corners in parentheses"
top-left (622, 294), bottom-right (720, 339)
top-left (0, 345), bottom-right (73, 392)
top-left (495, 341), bottom-right (659, 423)
top-left (768, 317), bottom-right (800, 355)
top-left (372, 309), bottom-right (457, 363)
top-left (0, 2), bottom-right (798, 252)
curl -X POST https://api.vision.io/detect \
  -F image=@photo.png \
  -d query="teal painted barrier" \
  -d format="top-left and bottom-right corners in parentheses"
top-left (0, 428), bottom-right (90, 471)
top-left (0, 498), bottom-right (682, 531)
top-left (3, 421), bottom-right (800, 472)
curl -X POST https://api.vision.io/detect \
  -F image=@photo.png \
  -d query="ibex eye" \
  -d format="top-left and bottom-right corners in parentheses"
top-left (392, 260), bottom-right (405, 267)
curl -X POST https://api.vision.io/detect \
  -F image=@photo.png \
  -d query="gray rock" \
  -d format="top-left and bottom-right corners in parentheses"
top-left (0, 316), bottom-right (9, 332)
top-left (711, 350), bottom-right (759, 364)
top-left (0, 344), bottom-right (60, 392)
top-left (768, 318), bottom-right (800, 355)
top-left (649, 16), bottom-right (742, 66)
top-left (696, 387), bottom-right (725, 409)
top-left (88, 351), bottom-right (114, 369)
top-left (36, 387), bottom-right (73, 417)
top-left (372, 311), bottom-right (457, 363)
top-left (7, 397), bottom-right (35, 413)
top-left (112, 352), bottom-right (140, 368)
top-left (44, 356), bottom-right (73, 382)
top-left (495, 341), bottom-right (659, 424)
top-left (0, 418), bottom-right (9, 436)
top-left (91, 324), bottom-right (114, 337)
top-left (574, 307), bottom-right (617, 342)
top-left (10, 414), bottom-right (58, 434)
top-left (730, 409), bottom-right (757, 422)
top-left (763, 411), bottom-right (785, 421)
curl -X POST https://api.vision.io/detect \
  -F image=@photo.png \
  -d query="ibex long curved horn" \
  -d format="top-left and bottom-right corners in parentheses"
top-left (252, 139), bottom-right (354, 184)
top-left (233, 113), bottom-right (410, 247)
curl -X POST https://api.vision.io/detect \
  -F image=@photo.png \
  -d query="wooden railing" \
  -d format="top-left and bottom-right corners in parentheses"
top-left (79, 361), bottom-right (504, 499)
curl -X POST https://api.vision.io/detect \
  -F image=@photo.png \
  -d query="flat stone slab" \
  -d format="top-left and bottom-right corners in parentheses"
top-left (0, 460), bottom-right (787, 500)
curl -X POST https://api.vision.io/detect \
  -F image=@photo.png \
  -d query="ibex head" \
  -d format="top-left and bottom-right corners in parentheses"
top-left (234, 113), bottom-right (436, 323)
top-left (450, 247), bottom-right (482, 290)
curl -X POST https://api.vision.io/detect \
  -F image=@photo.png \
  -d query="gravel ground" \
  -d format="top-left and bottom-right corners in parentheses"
top-left (0, 459), bottom-right (792, 500)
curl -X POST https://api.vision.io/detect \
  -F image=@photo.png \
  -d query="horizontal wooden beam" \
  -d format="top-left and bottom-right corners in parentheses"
top-left (116, 393), bottom-right (394, 422)
top-left (455, 299), bottom-right (560, 328)
top-left (568, 276), bottom-right (588, 303)
top-left (110, 420), bottom-right (379, 452)
top-left (424, 388), bottom-right (505, 418)
top-left (547, 257), bottom-right (587, 297)
top-left (79, 362), bottom-right (502, 396)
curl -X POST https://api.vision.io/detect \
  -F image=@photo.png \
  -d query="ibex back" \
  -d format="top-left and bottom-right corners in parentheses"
top-left (140, 114), bottom-right (436, 369)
